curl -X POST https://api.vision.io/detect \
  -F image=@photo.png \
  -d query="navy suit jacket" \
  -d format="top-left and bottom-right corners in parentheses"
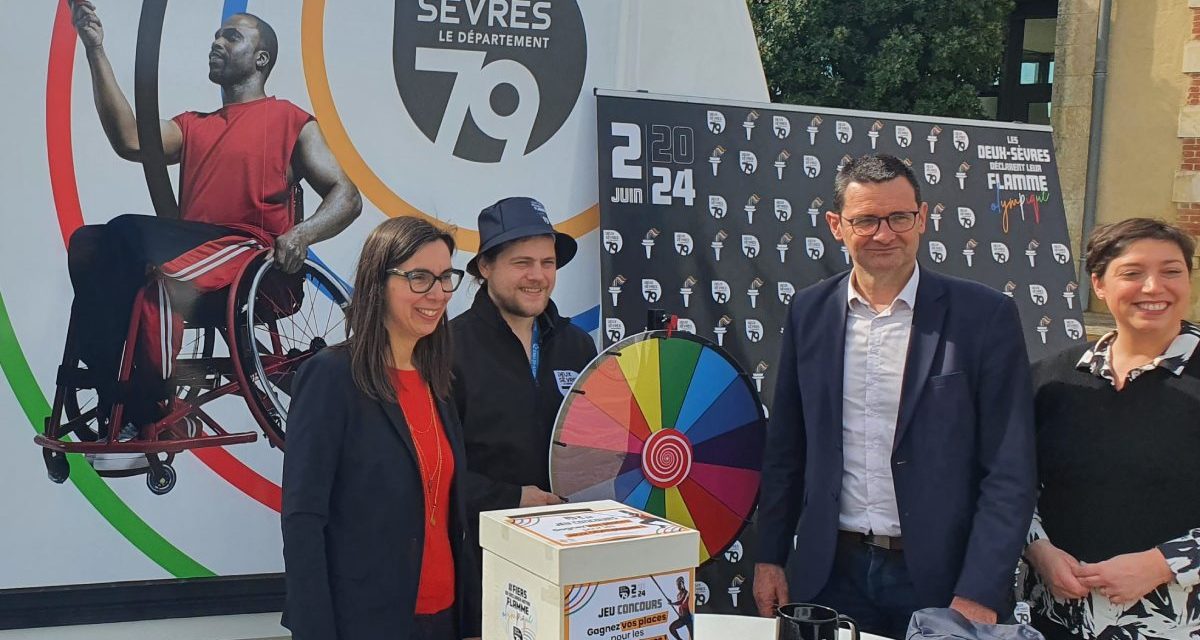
top-left (281, 347), bottom-right (481, 640)
top-left (757, 268), bottom-right (1036, 613)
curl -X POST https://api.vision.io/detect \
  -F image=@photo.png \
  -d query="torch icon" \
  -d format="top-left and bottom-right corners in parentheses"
top-left (608, 275), bottom-right (627, 307)
top-left (1037, 316), bottom-right (1052, 344)
top-left (928, 125), bottom-right (942, 153)
top-left (709, 145), bottom-right (726, 176)
top-left (752, 362), bottom-right (769, 393)
top-left (869, 120), bottom-right (884, 149)
top-left (642, 228), bottom-right (660, 259)
top-left (1026, 240), bottom-right (1040, 267)
top-left (714, 315), bottom-right (732, 347)
top-left (963, 239), bottom-right (978, 267)
top-left (743, 110), bottom-right (759, 140)
top-left (808, 197), bottom-right (824, 227)
top-left (745, 194), bottom-right (761, 224)
top-left (777, 233), bottom-right (794, 262)
top-left (712, 230), bottom-right (728, 261)
top-left (956, 162), bottom-right (970, 189)
top-left (1064, 282), bottom-right (1078, 309)
top-left (1003, 281), bottom-right (1017, 297)
top-left (775, 150), bottom-right (791, 180)
top-left (680, 276), bottom-right (697, 308)
top-left (729, 575), bottom-right (745, 607)
top-left (747, 277), bottom-right (764, 309)
top-left (807, 116), bottom-right (823, 144)
top-left (930, 203), bottom-right (944, 232)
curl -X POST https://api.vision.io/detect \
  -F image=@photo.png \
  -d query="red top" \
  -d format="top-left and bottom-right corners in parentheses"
top-left (389, 368), bottom-right (456, 615)
top-left (172, 97), bottom-right (313, 238)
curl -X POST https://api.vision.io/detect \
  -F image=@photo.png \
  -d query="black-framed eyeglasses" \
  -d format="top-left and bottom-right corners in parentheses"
top-left (386, 268), bottom-right (465, 293)
top-left (839, 211), bottom-right (919, 236)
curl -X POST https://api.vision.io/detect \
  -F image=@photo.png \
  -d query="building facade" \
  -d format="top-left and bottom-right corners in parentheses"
top-left (1046, 0), bottom-right (1199, 318)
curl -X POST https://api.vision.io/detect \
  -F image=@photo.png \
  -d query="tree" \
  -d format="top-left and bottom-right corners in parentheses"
top-left (748, 0), bottom-right (1014, 119)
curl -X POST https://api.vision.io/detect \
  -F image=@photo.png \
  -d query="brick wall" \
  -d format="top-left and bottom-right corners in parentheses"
top-left (1177, 1), bottom-right (1200, 236)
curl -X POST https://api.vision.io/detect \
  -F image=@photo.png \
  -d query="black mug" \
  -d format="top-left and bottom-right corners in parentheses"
top-left (776, 603), bottom-right (860, 640)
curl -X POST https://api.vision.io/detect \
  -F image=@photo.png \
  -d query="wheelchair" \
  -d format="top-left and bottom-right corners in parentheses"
top-left (34, 249), bottom-right (350, 494)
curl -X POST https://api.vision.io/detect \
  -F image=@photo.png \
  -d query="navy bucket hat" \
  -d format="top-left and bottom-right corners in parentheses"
top-left (466, 197), bottom-right (578, 276)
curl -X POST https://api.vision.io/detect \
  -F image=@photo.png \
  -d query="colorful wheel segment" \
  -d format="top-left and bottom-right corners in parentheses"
top-left (550, 331), bottom-right (765, 565)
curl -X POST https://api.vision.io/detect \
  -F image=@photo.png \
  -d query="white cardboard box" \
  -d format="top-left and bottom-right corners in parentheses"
top-left (481, 500), bottom-right (701, 640)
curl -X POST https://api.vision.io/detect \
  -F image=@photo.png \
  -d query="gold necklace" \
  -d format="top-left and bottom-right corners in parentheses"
top-left (399, 381), bottom-right (444, 525)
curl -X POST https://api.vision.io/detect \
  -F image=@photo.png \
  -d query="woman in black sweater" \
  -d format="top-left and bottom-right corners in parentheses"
top-left (1023, 219), bottom-right (1200, 640)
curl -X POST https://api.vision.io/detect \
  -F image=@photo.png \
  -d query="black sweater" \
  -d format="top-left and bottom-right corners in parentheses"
top-left (1031, 344), bottom-right (1200, 563)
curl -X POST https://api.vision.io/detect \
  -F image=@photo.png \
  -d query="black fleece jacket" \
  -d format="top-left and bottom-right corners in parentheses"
top-left (449, 286), bottom-right (597, 517)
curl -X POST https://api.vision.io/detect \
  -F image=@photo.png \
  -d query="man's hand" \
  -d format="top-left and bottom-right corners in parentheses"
top-left (753, 562), bottom-right (789, 618)
top-left (71, 1), bottom-right (104, 50)
top-left (1026, 539), bottom-right (1089, 600)
top-left (1074, 549), bottom-right (1174, 607)
top-left (519, 485), bottom-right (565, 507)
top-left (271, 229), bottom-right (310, 274)
top-left (950, 596), bottom-right (997, 625)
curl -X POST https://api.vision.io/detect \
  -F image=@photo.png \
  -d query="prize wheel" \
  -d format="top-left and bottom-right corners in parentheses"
top-left (549, 330), bottom-right (765, 564)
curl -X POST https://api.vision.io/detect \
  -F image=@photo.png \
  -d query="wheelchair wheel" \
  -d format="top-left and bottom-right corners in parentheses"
top-left (58, 381), bottom-right (101, 443)
top-left (147, 463), bottom-right (176, 495)
top-left (54, 320), bottom-right (220, 445)
top-left (229, 253), bottom-right (350, 450)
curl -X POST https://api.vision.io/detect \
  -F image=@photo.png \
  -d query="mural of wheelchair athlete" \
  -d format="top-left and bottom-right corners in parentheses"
top-left (34, 3), bottom-right (362, 494)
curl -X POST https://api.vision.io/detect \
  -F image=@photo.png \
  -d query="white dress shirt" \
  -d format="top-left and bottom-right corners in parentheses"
top-left (838, 266), bottom-right (920, 536)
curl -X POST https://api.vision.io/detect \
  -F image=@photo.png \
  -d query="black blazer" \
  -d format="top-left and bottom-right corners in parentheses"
top-left (281, 347), bottom-right (481, 640)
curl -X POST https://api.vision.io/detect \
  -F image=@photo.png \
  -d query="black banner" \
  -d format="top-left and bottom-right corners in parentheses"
top-left (595, 90), bottom-right (1083, 615)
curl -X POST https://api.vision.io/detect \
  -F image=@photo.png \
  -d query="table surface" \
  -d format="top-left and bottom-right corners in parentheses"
top-left (693, 613), bottom-right (895, 640)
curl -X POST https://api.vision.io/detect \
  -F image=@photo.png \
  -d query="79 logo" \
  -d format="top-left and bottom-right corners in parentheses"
top-left (395, 0), bottom-right (588, 163)
top-left (611, 122), bottom-right (697, 207)
top-left (413, 48), bottom-right (539, 161)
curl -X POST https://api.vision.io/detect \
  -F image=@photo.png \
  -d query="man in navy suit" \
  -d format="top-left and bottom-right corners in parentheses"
top-left (753, 155), bottom-right (1036, 639)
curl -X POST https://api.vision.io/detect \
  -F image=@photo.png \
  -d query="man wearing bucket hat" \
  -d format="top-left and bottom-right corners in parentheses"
top-left (451, 196), bottom-right (598, 519)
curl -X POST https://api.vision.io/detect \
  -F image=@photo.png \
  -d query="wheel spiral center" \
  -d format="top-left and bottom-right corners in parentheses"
top-left (641, 429), bottom-right (693, 489)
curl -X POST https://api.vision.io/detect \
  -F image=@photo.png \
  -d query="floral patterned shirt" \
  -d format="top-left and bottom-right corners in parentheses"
top-left (1022, 322), bottom-right (1200, 640)
top-left (1077, 322), bottom-right (1200, 388)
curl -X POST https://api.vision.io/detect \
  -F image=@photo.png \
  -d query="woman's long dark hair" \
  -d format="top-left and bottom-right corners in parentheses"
top-left (344, 217), bottom-right (456, 402)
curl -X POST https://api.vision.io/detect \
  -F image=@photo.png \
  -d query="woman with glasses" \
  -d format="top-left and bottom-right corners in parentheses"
top-left (281, 217), bottom-right (479, 640)
top-left (1022, 218), bottom-right (1200, 640)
